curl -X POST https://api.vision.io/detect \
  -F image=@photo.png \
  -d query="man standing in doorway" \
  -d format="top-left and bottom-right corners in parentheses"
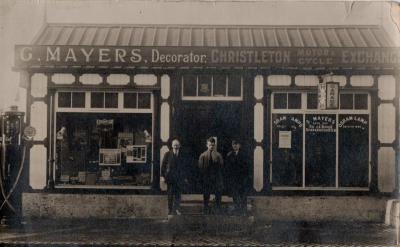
top-left (226, 139), bottom-right (249, 215)
top-left (161, 138), bottom-right (188, 217)
top-left (198, 137), bottom-right (224, 214)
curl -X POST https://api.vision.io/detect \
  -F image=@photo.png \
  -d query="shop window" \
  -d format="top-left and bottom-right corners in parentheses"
top-left (138, 93), bottom-right (151, 109)
top-left (340, 94), bottom-right (353, 109)
top-left (340, 93), bottom-right (368, 110)
top-left (273, 93), bottom-right (301, 109)
top-left (338, 114), bottom-right (369, 187)
top-left (124, 93), bottom-right (137, 108)
top-left (58, 92), bottom-right (71, 108)
top-left (354, 94), bottom-right (368, 110)
top-left (55, 112), bottom-right (153, 187)
top-left (105, 93), bottom-right (118, 108)
top-left (305, 114), bottom-right (337, 187)
top-left (228, 75), bottom-right (241, 97)
top-left (198, 75), bottom-right (212, 97)
top-left (183, 75), bottom-right (197, 96)
top-left (72, 92), bottom-right (85, 108)
top-left (270, 91), bottom-right (370, 190)
top-left (307, 93), bottom-right (318, 109)
top-left (271, 114), bottom-right (303, 186)
top-left (91, 92), bottom-right (104, 108)
top-left (213, 75), bottom-right (226, 97)
top-left (182, 74), bottom-right (242, 100)
top-left (273, 93), bottom-right (287, 109)
top-left (288, 93), bottom-right (301, 109)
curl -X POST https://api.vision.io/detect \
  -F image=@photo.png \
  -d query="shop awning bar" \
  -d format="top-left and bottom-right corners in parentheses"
top-left (33, 24), bottom-right (395, 48)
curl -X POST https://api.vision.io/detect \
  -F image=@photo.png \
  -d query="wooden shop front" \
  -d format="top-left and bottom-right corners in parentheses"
top-left (14, 24), bottom-right (399, 196)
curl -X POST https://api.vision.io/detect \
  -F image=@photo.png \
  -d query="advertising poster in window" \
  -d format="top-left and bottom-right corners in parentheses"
top-left (99, 148), bottom-right (121, 166)
top-left (272, 114), bottom-right (303, 187)
top-left (118, 132), bottom-right (134, 153)
top-left (305, 114), bottom-right (336, 187)
top-left (338, 114), bottom-right (369, 187)
top-left (126, 145), bottom-right (147, 163)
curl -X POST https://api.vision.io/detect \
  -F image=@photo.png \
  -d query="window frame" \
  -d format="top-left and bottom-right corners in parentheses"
top-left (54, 90), bottom-right (154, 190)
top-left (181, 74), bottom-right (243, 101)
top-left (270, 91), bottom-right (371, 191)
top-left (56, 90), bottom-right (153, 113)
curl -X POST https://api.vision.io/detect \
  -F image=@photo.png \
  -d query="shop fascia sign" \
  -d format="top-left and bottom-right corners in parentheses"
top-left (14, 45), bottom-right (400, 68)
top-left (318, 80), bottom-right (339, 110)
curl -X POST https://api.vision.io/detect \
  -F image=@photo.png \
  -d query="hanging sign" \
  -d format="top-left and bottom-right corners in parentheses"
top-left (318, 81), bottom-right (339, 110)
top-left (326, 82), bottom-right (339, 109)
top-left (318, 82), bottom-right (327, 110)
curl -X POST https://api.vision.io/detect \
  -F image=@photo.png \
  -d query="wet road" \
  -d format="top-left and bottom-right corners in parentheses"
top-left (0, 218), bottom-right (398, 246)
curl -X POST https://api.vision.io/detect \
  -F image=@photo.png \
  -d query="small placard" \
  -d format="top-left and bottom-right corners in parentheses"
top-left (278, 131), bottom-right (292, 149)
top-left (78, 171), bottom-right (86, 183)
top-left (60, 174), bottom-right (70, 183)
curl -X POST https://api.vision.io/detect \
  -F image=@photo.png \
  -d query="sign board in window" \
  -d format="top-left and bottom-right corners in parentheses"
top-left (126, 145), bottom-right (147, 163)
top-left (96, 119), bottom-right (114, 131)
top-left (99, 148), bottom-right (121, 166)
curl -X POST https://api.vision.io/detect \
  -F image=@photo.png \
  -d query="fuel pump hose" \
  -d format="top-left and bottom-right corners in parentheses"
top-left (0, 146), bottom-right (26, 213)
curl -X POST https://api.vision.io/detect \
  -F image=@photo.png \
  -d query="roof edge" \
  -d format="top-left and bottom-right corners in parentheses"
top-left (44, 22), bottom-right (384, 29)
top-left (31, 23), bottom-right (49, 45)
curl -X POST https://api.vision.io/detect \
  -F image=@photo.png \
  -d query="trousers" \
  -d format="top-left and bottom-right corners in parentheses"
top-left (167, 183), bottom-right (181, 214)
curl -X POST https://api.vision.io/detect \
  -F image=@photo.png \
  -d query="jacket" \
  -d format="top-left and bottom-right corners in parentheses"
top-left (198, 150), bottom-right (224, 191)
top-left (225, 150), bottom-right (249, 188)
top-left (161, 150), bottom-right (188, 185)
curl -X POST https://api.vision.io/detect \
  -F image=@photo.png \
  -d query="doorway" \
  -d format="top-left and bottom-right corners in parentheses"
top-left (176, 102), bottom-right (242, 193)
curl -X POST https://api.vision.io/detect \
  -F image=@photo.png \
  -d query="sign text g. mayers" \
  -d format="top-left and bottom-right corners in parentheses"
top-left (15, 45), bottom-right (400, 68)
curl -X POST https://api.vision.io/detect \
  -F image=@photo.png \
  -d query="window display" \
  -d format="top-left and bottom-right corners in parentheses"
top-left (55, 112), bottom-right (153, 187)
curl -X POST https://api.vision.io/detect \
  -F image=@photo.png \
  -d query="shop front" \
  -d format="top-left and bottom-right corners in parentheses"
top-left (13, 24), bottom-right (400, 218)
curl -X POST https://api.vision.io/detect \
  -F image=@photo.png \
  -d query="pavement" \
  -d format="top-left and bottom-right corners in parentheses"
top-left (0, 217), bottom-right (399, 246)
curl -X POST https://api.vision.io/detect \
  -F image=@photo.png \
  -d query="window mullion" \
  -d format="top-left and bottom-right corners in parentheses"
top-left (336, 112), bottom-right (339, 188)
top-left (196, 76), bottom-right (199, 97)
top-left (226, 75), bottom-right (229, 97)
top-left (136, 92), bottom-right (139, 109)
top-left (85, 92), bottom-right (90, 109)
top-left (302, 113), bottom-right (306, 188)
top-left (211, 75), bottom-right (214, 96)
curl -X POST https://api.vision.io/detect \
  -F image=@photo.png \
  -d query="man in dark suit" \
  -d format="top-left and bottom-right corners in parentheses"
top-left (161, 138), bottom-right (188, 216)
top-left (198, 137), bottom-right (224, 214)
top-left (225, 139), bottom-right (249, 215)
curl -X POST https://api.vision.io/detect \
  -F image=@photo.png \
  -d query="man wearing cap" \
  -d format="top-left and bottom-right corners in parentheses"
top-left (225, 139), bottom-right (249, 215)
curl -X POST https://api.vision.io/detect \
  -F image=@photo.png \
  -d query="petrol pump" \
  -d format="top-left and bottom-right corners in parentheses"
top-left (0, 106), bottom-right (31, 227)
